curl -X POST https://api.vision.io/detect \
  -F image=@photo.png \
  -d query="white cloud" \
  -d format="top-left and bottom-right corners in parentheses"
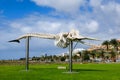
top-left (31, 0), bottom-right (84, 13)
top-left (101, 1), bottom-right (118, 13)
top-left (90, 0), bottom-right (102, 7)
top-left (9, 15), bottom-right (79, 34)
top-left (85, 20), bottom-right (99, 33)
top-left (109, 29), bottom-right (114, 34)
top-left (21, 27), bottom-right (32, 33)
top-left (116, 4), bottom-right (120, 14)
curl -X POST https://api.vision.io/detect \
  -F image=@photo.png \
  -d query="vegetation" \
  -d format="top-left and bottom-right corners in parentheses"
top-left (102, 39), bottom-right (120, 51)
top-left (84, 38), bottom-right (120, 62)
top-left (101, 39), bottom-right (120, 62)
top-left (18, 39), bottom-right (120, 63)
top-left (0, 63), bottom-right (120, 80)
top-left (110, 39), bottom-right (119, 51)
top-left (102, 40), bottom-right (110, 51)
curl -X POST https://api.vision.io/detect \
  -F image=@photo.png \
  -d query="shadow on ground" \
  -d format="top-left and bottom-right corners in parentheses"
top-left (73, 69), bottom-right (107, 72)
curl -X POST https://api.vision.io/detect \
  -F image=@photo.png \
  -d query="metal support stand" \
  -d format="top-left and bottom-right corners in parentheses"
top-left (69, 40), bottom-right (73, 72)
top-left (26, 37), bottom-right (29, 71)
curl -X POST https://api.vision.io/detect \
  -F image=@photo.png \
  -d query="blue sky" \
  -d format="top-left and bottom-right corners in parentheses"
top-left (0, 0), bottom-right (120, 60)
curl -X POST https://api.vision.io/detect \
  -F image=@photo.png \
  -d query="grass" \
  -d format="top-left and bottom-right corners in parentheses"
top-left (0, 62), bottom-right (120, 80)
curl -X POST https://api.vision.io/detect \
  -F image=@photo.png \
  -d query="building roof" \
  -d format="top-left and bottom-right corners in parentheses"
top-left (117, 39), bottom-right (120, 42)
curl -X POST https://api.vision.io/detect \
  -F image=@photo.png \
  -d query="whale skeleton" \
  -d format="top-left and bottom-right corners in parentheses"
top-left (9, 29), bottom-right (98, 48)
top-left (9, 29), bottom-right (98, 72)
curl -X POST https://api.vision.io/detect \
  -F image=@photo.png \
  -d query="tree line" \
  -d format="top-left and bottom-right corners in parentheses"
top-left (19, 39), bottom-right (120, 63)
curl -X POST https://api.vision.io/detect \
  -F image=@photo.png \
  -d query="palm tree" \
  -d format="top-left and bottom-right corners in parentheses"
top-left (118, 40), bottom-right (120, 50)
top-left (110, 39), bottom-right (119, 61)
top-left (90, 50), bottom-right (96, 60)
top-left (83, 50), bottom-right (90, 62)
top-left (53, 55), bottom-right (58, 62)
top-left (102, 40), bottom-right (110, 51)
top-left (118, 40), bottom-right (120, 51)
top-left (110, 50), bottom-right (116, 62)
top-left (110, 39), bottom-right (119, 51)
top-left (101, 50), bottom-right (106, 62)
top-left (73, 55), bottom-right (78, 62)
top-left (118, 41), bottom-right (120, 55)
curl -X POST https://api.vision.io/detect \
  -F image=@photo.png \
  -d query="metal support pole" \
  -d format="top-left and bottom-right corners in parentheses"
top-left (69, 40), bottom-right (73, 72)
top-left (26, 37), bottom-right (29, 71)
